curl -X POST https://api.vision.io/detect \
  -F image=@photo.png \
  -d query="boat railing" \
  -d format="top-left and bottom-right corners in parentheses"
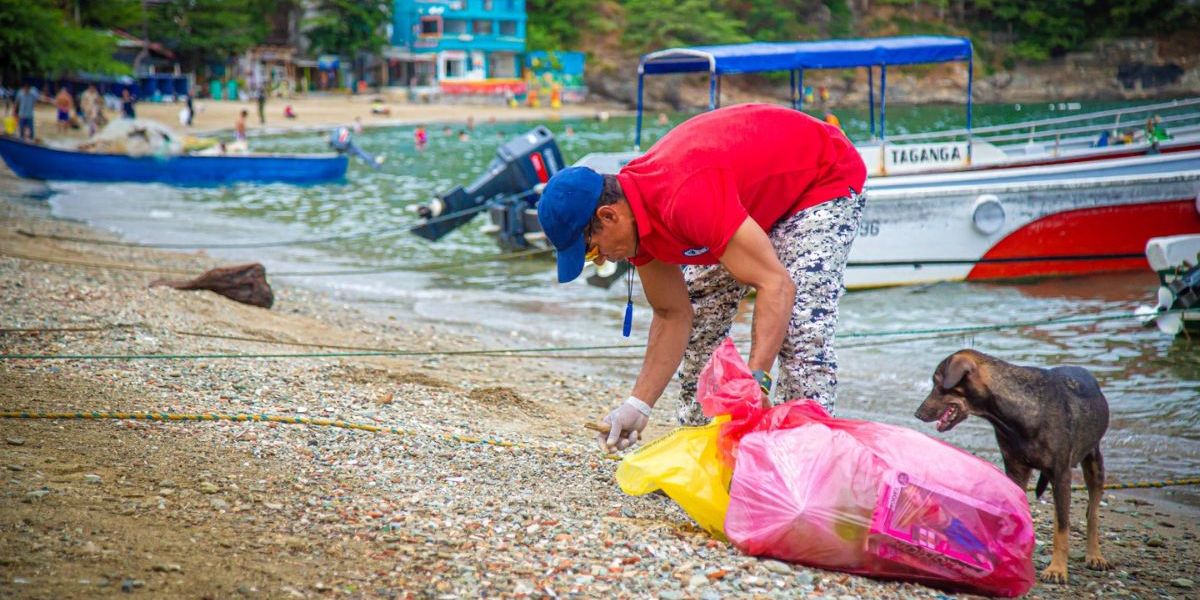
top-left (980, 112), bottom-right (1200, 145)
top-left (885, 97), bottom-right (1200, 144)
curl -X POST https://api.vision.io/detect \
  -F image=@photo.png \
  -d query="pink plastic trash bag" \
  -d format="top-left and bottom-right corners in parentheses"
top-left (698, 340), bottom-right (1035, 597)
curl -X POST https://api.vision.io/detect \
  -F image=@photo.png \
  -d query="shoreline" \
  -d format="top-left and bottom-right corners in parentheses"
top-left (16, 95), bottom-right (625, 144)
top-left (2, 195), bottom-right (1199, 598)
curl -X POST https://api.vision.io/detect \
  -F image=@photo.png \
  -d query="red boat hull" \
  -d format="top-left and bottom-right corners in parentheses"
top-left (967, 199), bottom-right (1200, 280)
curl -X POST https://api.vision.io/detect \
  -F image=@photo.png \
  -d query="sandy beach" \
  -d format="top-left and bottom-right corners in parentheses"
top-left (17, 93), bottom-right (619, 143)
top-left (2, 173), bottom-right (1200, 599)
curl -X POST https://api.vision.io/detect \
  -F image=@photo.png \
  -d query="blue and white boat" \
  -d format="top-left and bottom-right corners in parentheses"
top-left (0, 133), bottom-right (350, 186)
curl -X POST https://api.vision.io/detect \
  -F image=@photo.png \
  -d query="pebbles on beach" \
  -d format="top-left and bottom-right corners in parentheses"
top-left (2, 200), bottom-right (1199, 598)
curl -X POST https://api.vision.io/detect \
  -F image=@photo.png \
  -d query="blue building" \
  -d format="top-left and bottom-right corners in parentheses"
top-left (389, 0), bottom-right (526, 91)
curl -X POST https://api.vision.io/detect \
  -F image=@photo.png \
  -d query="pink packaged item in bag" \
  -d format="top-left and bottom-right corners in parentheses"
top-left (700, 340), bottom-right (1035, 597)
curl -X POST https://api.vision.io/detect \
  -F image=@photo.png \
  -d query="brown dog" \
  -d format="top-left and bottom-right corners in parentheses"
top-left (914, 349), bottom-right (1110, 584)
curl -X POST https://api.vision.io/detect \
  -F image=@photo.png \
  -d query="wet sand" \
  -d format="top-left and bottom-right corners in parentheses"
top-left (2, 187), bottom-right (1199, 598)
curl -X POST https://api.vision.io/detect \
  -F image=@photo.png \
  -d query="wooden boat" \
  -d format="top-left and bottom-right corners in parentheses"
top-left (0, 135), bottom-right (348, 185)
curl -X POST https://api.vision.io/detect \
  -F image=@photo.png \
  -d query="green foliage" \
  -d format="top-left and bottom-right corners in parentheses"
top-left (971, 0), bottom-right (1200, 61)
top-left (825, 0), bottom-right (852, 37)
top-left (73, 0), bottom-right (142, 30)
top-left (722, 0), bottom-right (824, 41)
top-left (304, 0), bottom-right (391, 58)
top-left (149, 0), bottom-right (266, 70)
top-left (621, 0), bottom-right (750, 51)
top-left (527, 0), bottom-right (598, 51)
top-left (0, 0), bottom-right (128, 78)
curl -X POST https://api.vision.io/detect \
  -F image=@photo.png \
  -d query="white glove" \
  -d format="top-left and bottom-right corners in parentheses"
top-left (599, 396), bottom-right (652, 452)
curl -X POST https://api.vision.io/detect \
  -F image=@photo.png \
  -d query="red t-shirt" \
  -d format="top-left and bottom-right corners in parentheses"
top-left (617, 103), bottom-right (866, 266)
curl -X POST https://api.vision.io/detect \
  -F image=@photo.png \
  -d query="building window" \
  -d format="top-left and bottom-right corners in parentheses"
top-left (483, 0), bottom-right (493, 10)
top-left (443, 19), bottom-right (467, 34)
top-left (419, 16), bottom-right (441, 36)
top-left (499, 20), bottom-right (517, 36)
top-left (443, 56), bottom-right (464, 79)
top-left (490, 53), bottom-right (517, 78)
top-left (473, 20), bottom-right (493, 35)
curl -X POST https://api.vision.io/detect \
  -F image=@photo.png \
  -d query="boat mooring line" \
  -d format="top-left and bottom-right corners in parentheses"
top-left (0, 245), bottom-right (553, 278)
top-left (1, 410), bottom-right (1196, 490)
top-left (0, 311), bottom-right (1168, 361)
top-left (9, 191), bottom-right (537, 250)
top-left (0, 248), bottom-right (197, 275)
top-left (270, 247), bottom-right (553, 277)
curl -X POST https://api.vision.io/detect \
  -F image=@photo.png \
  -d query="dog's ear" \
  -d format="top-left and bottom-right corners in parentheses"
top-left (942, 352), bottom-right (977, 391)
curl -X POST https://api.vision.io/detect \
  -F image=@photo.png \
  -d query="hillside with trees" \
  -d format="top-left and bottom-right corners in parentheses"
top-left (527, 0), bottom-right (1200, 106)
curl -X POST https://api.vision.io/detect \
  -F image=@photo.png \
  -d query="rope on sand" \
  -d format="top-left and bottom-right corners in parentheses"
top-left (0, 310), bottom-right (1168, 361)
top-left (4, 411), bottom-right (1198, 488)
top-left (0, 245), bottom-right (552, 278)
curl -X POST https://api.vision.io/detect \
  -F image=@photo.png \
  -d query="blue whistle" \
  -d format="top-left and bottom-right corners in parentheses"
top-left (622, 301), bottom-right (633, 337)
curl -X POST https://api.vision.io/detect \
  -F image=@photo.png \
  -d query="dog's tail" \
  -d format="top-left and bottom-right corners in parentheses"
top-left (1035, 472), bottom-right (1050, 500)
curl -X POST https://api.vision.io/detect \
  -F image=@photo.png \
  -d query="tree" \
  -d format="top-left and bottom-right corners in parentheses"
top-left (0, 0), bottom-right (129, 82)
top-left (526, 0), bottom-right (597, 51)
top-left (148, 0), bottom-right (267, 73)
top-left (621, 0), bottom-right (750, 52)
top-left (304, 0), bottom-right (391, 79)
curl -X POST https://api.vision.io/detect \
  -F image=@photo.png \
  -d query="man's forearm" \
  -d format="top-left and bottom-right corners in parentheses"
top-left (631, 310), bottom-right (692, 407)
top-left (747, 277), bottom-right (795, 372)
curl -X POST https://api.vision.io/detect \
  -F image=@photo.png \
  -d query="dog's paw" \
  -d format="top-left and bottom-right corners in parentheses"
top-left (1085, 555), bottom-right (1111, 571)
top-left (1040, 564), bottom-right (1069, 584)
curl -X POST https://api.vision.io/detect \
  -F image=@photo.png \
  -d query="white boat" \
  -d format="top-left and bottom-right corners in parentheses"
top-left (413, 36), bottom-right (1200, 289)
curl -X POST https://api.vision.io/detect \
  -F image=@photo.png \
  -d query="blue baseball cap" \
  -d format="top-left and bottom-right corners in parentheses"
top-left (538, 166), bottom-right (604, 283)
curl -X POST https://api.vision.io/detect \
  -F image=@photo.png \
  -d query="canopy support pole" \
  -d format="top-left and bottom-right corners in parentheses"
top-left (797, 69), bottom-right (804, 111)
top-left (966, 55), bottom-right (974, 164)
top-left (635, 68), bottom-right (645, 151)
top-left (790, 70), bottom-right (797, 109)
top-left (708, 70), bottom-right (717, 110)
top-left (880, 65), bottom-right (888, 141)
top-left (868, 66), bottom-right (876, 140)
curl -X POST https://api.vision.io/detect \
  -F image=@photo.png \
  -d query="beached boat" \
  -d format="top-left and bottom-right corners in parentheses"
top-left (0, 135), bottom-right (349, 185)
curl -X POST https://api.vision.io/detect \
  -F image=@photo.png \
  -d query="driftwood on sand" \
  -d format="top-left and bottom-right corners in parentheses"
top-left (151, 263), bottom-right (274, 308)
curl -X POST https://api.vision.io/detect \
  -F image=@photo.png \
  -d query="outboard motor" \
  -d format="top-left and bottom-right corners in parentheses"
top-left (411, 126), bottom-right (563, 243)
top-left (1136, 235), bottom-right (1200, 335)
top-left (329, 127), bottom-right (385, 169)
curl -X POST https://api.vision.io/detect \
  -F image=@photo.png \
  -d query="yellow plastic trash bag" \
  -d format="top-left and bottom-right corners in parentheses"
top-left (615, 416), bottom-right (731, 539)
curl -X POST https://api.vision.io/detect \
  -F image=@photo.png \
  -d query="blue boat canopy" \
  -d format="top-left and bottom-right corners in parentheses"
top-left (633, 35), bottom-right (976, 150)
top-left (640, 36), bottom-right (972, 75)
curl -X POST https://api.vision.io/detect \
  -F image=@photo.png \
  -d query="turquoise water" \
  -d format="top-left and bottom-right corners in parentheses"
top-left (17, 99), bottom-right (1200, 490)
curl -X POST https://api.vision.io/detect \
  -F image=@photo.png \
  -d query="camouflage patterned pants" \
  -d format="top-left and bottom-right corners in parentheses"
top-left (675, 191), bottom-right (866, 425)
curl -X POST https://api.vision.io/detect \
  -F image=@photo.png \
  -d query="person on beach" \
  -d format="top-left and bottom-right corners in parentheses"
top-left (15, 83), bottom-right (39, 141)
top-left (120, 89), bottom-right (136, 119)
top-left (80, 85), bottom-right (102, 136)
top-left (536, 103), bottom-right (867, 452)
top-left (54, 88), bottom-right (74, 134)
top-left (256, 87), bottom-right (267, 125)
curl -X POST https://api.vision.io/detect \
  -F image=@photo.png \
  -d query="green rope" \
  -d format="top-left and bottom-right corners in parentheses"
top-left (0, 311), bottom-right (1155, 362)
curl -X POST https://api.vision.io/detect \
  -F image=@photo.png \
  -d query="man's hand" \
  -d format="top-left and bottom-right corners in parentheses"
top-left (599, 397), bottom-right (652, 452)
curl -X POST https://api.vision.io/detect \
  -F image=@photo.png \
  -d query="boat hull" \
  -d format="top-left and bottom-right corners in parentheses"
top-left (0, 136), bottom-right (347, 185)
top-left (563, 150), bottom-right (1200, 288)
